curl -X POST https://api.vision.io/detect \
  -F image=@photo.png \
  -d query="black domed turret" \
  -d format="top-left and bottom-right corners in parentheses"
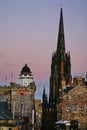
top-left (21, 64), bottom-right (32, 75)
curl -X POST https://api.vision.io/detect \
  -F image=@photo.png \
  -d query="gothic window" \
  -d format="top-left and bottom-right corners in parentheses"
top-left (61, 61), bottom-right (64, 74)
top-left (72, 105), bottom-right (78, 112)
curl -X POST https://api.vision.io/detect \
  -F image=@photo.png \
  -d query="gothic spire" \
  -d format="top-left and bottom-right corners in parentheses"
top-left (57, 8), bottom-right (65, 54)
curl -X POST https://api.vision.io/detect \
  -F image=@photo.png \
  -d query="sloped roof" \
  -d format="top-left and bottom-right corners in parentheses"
top-left (62, 84), bottom-right (87, 100)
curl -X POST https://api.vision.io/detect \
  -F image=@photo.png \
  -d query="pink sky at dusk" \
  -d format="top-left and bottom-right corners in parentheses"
top-left (0, 0), bottom-right (87, 97)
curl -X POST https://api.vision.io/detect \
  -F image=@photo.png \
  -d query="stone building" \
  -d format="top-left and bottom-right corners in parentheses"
top-left (0, 64), bottom-right (36, 130)
top-left (57, 76), bottom-right (87, 130)
top-left (19, 64), bottom-right (34, 87)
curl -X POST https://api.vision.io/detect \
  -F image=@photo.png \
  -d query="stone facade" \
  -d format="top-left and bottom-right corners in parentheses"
top-left (0, 82), bottom-right (36, 130)
top-left (10, 82), bottom-right (36, 122)
top-left (0, 64), bottom-right (36, 130)
top-left (35, 99), bottom-right (42, 129)
top-left (57, 77), bottom-right (87, 129)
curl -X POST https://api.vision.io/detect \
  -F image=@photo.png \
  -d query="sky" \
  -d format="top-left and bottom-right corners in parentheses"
top-left (0, 0), bottom-right (87, 99)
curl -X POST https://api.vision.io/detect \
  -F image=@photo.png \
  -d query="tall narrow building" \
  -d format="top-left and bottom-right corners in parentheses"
top-left (49, 8), bottom-right (71, 104)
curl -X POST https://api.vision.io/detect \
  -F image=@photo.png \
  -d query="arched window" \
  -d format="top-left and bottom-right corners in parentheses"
top-left (20, 93), bottom-right (24, 100)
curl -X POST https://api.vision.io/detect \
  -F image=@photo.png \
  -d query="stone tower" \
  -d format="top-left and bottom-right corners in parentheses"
top-left (49, 8), bottom-right (71, 104)
top-left (10, 64), bottom-right (36, 129)
top-left (41, 8), bottom-right (72, 130)
top-left (19, 64), bottom-right (34, 87)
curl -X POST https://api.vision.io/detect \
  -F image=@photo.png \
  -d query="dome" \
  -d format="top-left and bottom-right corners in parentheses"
top-left (21, 64), bottom-right (31, 75)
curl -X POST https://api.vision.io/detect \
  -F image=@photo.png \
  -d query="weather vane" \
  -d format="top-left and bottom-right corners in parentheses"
top-left (60, 0), bottom-right (63, 8)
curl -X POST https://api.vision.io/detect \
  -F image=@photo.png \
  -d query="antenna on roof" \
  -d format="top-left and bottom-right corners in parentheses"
top-left (5, 75), bottom-right (7, 81)
top-left (11, 72), bottom-right (13, 81)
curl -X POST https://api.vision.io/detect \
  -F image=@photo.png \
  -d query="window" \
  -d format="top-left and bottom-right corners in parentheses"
top-left (66, 105), bottom-right (70, 112)
top-left (20, 104), bottom-right (24, 110)
top-left (84, 106), bottom-right (87, 113)
top-left (0, 94), bottom-right (5, 101)
top-left (20, 93), bottom-right (24, 100)
top-left (72, 105), bottom-right (78, 112)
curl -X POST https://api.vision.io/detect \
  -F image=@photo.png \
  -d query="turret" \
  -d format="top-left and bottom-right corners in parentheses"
top-left (19, 64), bottom-right (34, 87)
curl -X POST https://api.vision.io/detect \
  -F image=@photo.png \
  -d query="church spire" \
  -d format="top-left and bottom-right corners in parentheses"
top-left (43, 86), bottom-right (46, 96)
top-left (57, 8), bottom-right (65, 53)
top-left (42, 86), bottom-right (47, 104)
